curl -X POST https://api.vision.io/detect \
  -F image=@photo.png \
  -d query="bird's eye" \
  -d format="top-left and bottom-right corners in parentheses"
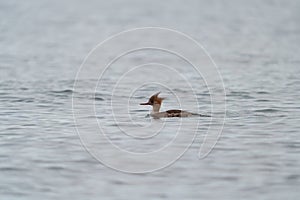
top-left (149, 97), bottom-right (154, 104)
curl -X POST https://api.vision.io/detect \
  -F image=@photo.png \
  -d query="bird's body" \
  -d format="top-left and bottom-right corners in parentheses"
top-left (140, 92), bottom-right (210, 118)
top-left (150, 110), bottom-right (201, 118)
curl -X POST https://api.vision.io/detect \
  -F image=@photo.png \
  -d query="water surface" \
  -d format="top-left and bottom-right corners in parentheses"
top-left (0, 0), bottom-right (300, 199)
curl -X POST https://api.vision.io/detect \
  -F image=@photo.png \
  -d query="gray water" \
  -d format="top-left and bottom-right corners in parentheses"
top-left (1, 0), bottom-right (300, 199)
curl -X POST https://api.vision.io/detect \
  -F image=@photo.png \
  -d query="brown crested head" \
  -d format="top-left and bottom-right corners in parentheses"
top-left (140, 92), bottom-right (165, 106)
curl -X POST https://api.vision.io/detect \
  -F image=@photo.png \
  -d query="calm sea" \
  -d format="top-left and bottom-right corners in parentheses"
top-left (0, 0), bottom-right (299, 199)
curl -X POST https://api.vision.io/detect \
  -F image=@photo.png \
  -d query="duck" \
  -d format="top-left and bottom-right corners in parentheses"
top-left (140, 92), bottom-right (210, 118)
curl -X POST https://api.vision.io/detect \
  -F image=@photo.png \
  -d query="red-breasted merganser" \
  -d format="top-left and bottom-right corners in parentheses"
top-left (140, 92), bottom-right (210, 118)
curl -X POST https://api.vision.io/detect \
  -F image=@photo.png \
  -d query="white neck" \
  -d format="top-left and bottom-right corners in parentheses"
top-left (151, 103), bottom-right (161, 113)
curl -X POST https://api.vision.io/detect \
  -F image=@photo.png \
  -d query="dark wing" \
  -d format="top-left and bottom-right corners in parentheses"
top-left (166, 109), bottom-right (211, 117)
top-left (166, 109), bottom-right (182, 114)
